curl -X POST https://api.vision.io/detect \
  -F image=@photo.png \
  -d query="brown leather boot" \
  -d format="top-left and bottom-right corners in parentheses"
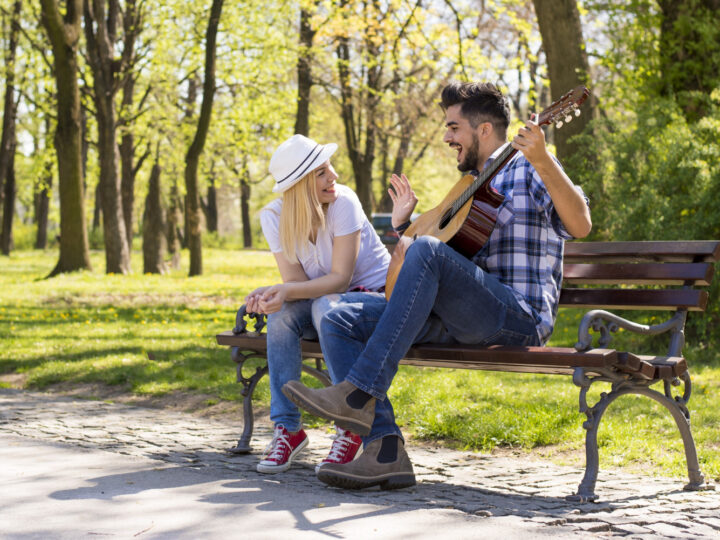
top-left (282, 380), bottom-right (376, 436)
top-left (316, 436), bottom-right (416, 490)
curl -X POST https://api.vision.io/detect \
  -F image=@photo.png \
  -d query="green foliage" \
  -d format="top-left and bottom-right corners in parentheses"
top-left (8, 222), bottom-right (48, 251)
top-left (655, 0), bottom-right (720, 120)
top-left (569, 92), bottom-right (720, 343)
top-left (573, 96), bottom-right (720, 241)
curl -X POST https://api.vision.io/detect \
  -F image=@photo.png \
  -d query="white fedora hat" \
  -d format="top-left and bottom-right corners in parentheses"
top-left (269, 134), bottom-right (338, 193)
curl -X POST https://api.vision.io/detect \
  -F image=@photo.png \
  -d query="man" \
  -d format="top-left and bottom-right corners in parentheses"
top-left (283, 81), bottom-right (592, 490)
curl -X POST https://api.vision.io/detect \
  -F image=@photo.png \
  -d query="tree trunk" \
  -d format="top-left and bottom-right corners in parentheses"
top-left (142, 159), bottom-right (166, 274)
top-left (84, 0), bottom-right (130, 274)
top-left (182, 76), bottom-right (198, 249)
top-left (376, 130), bottom-right (411, 213)
top-left (376, 131), bottom-right (390, 212)
top-left (0, 0), bottom-right (21, 255)
top-left (120, 113), bottom-right (135, 248)
top-left (92, 183), bottom-right (102, 231)
top-left (97, 107), bottom-right (130, 272)
top-left (336, 36), bottom-right (377, 216)
top-left (294, 7), bottom-right (315, 136)
top-left (184, 0), bottom-right (224, 276)
top-left (532, 0), bottom-right (595, 163)
top-left (240, 173), bottom-right (252, 248)
top-left (81, 104), bottom-right (89, 183)
top-left (166, 180), bottom-right (183, 269)
top-left (35, 118), bottom-right (53, 249)
top-left (1, 158), bottom-right (15, 255)
top-left (40, 0), bottom-right (92, 276)
top-left (119, 0), bottom-right (143, 248)
top-left (34, 158), bottom-right (52, 250)
top-left (204, 176), bottom-right (218, 233)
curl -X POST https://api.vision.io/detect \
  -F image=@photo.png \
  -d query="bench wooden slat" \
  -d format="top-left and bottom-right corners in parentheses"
top-left (651, 358), bottom-right (687, 379)
top-left (614, 352), bottom-right (656, 379)
top-left (401, 344), bottom-right (616, 366)
top-left (398, 359), bottom-right (593, 375)
top-left (217, 332), bottom-right (322, 358)
top-left (399, 346), bottom-right (617, 375)
top-left (559, 288), bottom-right (708, 311)
top-left (564, 240), bottom-right (720, 263)
top-left (563, 263), bottom-right (714, 286)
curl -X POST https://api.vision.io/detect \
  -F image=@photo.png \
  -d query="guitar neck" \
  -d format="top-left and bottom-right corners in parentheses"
top-left (450, 144), bottom-right (517, 217)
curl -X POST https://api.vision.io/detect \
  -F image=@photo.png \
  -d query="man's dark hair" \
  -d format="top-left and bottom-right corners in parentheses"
top-left (440, 81), bottom-right (511, 139)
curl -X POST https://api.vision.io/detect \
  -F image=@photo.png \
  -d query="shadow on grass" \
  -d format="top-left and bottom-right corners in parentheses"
top-left (0, 343), bottom-right (257, 399)
top-left (1, 304), bottom-right (230, 326)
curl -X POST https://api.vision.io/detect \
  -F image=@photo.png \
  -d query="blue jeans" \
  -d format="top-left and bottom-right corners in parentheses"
top-left (266, 299), bottom-right (327, 432)
top-left (319, 236), bottom-right (540, 441)
top-left (316, 292), bottom-right (403, 445)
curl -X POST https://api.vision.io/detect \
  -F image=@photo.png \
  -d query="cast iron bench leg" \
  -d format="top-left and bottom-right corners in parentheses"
top-left (568, 368), bottom-right (711, 502)
top-left (229, 346), bottom-right (267, 454)
top-left (229, 348), bottom-right (331, 454)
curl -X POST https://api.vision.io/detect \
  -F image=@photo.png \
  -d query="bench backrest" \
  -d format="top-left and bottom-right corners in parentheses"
top-left (560, 241), bottom-right (720, 311)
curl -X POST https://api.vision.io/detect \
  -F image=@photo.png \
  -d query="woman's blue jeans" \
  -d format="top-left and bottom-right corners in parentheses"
top-left (266, 299), bottom-right (324, 432)
top-left (319, 236), bottom-right (540, 442)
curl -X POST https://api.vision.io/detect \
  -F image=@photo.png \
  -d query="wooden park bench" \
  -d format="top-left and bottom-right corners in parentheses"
top-left (216, 240), bottom-right (719, 501)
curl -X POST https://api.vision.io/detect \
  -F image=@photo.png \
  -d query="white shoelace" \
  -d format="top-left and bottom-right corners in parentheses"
top-left (264, 426), bottom-right (291, 461)
top-left (326, 428), bottom-right (354, 462)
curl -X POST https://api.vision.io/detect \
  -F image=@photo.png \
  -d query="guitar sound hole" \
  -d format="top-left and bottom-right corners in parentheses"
top-left (440, 209), bottom-right (453, 230)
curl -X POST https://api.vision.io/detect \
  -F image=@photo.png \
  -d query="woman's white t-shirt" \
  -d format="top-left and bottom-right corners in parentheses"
top-left (260, 184), bottom-right (390, 291)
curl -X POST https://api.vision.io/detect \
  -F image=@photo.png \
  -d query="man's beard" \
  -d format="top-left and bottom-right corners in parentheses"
top-left (457, 131), bottom-right (480, 172)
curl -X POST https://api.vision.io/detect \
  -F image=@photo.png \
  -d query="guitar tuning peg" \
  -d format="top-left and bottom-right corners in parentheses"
top-left (575, 109), bottom-right (581, 117)
top-left (565, 114), bottom-right (573, 123)
top-left (556, 120), bottom-right (563, 128)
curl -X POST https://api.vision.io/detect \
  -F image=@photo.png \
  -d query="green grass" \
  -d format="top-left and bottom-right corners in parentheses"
top-left (1, 248), bottom-right (718, 481)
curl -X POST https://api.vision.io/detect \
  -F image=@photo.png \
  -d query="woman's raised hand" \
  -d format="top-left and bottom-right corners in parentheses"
top-left (388, 173), bottom-right (418, 228)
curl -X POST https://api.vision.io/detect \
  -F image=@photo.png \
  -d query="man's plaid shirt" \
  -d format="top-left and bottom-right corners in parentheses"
top-left (471, 143), bottom-right (588, 344)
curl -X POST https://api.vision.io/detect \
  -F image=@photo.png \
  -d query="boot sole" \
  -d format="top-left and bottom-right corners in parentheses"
top-left (281, 385), bottom-right (372, 436)
top-left (317, 468), bottom-right (416, 491)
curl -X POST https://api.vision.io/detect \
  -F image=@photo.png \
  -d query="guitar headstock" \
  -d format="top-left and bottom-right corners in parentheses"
top-left (536, 86), bottom-right (589, 129)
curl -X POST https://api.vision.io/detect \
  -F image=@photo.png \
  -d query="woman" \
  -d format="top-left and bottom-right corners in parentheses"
top-left (245, 134), bottom-right (390, 474)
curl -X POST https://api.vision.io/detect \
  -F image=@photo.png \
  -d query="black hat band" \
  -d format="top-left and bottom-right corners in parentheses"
top-left (278, 143), bottom-right (323, 184)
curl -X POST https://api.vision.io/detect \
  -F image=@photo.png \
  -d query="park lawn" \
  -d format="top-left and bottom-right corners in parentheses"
top-left (0, 248), bottom-right (718, 482)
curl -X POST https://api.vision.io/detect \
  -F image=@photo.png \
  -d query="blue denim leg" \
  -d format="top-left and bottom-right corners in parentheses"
top-left (266, 299), bottom-right (317, 432)
top-left (346, 235), bottom-right (539, 400)
top-left (316, 292), bottom-right (404, 445)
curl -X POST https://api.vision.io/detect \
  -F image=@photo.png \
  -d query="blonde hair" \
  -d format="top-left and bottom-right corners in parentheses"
top-left (279, 169), bottom-right (326, 263)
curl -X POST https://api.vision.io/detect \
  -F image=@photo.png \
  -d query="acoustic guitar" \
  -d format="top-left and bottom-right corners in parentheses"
top-left (385, 86), bottom-right (590, 299)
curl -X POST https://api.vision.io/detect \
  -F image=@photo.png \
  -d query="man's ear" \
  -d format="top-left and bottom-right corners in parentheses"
top-left (477, 121), bottom-right (492, 139)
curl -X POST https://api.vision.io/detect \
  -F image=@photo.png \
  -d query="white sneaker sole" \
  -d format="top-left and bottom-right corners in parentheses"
top-left (256, 436), bottom-right (309, 474)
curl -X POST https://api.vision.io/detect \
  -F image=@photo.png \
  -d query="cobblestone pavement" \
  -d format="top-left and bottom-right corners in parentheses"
top-left (1, 388), bottom-right (718, 538)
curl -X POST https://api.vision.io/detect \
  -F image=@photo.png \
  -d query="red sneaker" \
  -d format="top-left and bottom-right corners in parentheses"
top-left (257, 424), bottom-right (309, 474)
top-left (315, 427), bottom-right (362, 474)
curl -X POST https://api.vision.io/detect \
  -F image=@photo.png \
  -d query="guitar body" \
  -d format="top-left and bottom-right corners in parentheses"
top-left (384, 174), bottom-right (505, 299)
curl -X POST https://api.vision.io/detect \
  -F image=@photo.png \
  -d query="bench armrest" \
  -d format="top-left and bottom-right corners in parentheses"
top-left (233, 304), bottom-right (267, 334)
top-left (575, 309), bottom-right (687, 356)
